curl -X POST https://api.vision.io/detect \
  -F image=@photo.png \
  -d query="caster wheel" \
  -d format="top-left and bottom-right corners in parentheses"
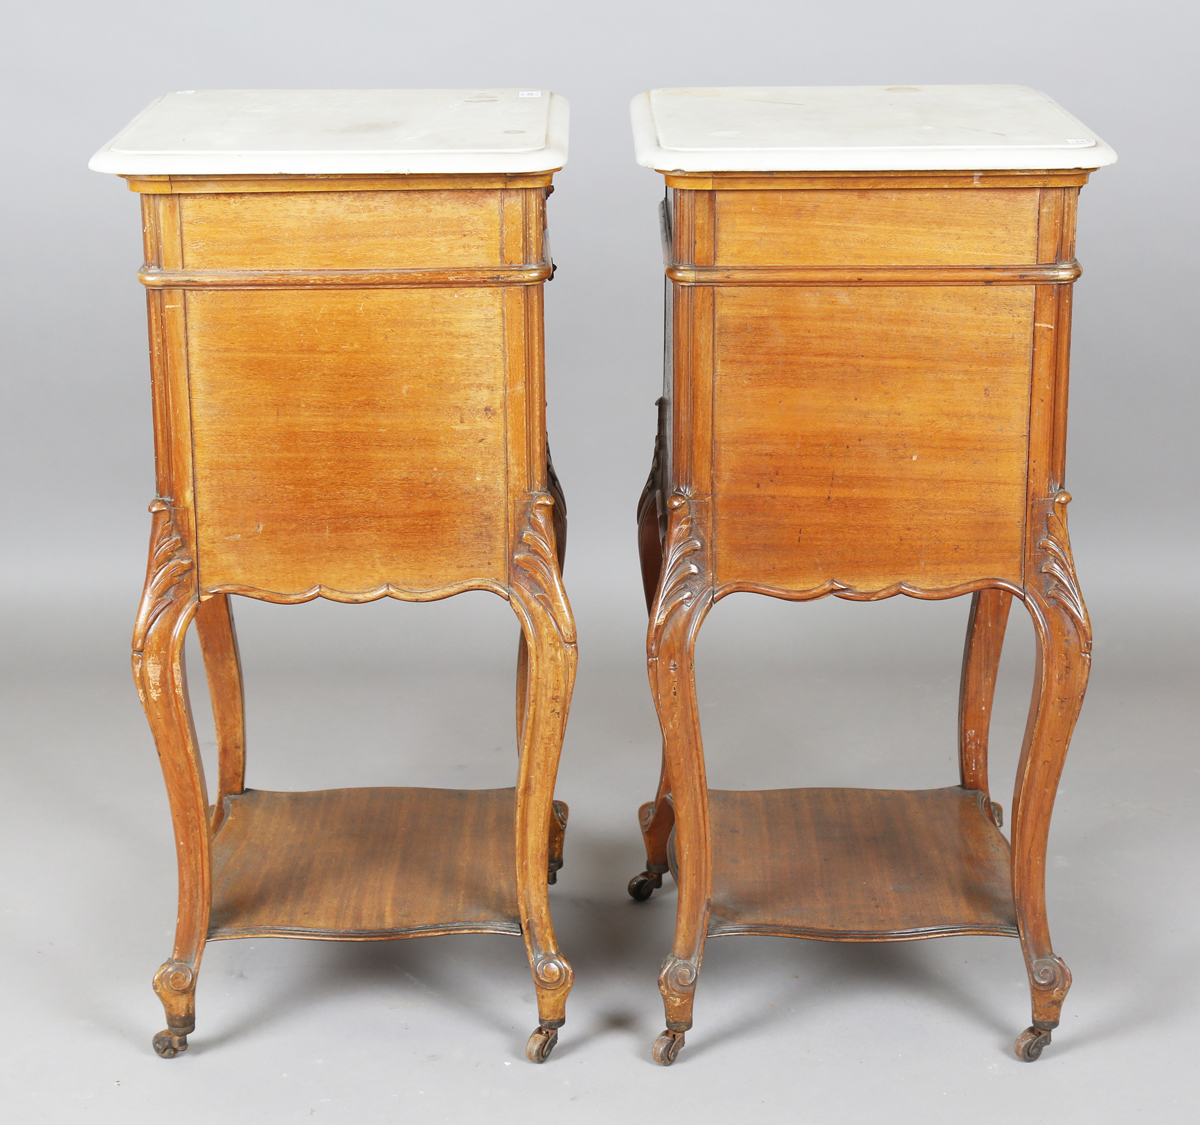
top-left (526, 1025), bottom-right (559, 1063)
top-left (628, 871), bottom-right (662, 902)
top-left (651, 1029), bottom-right (685, 1066)
top-left (153, 1030), bottom-right (188, 1058)
top-left (1015, 1025), bottom-right (1052, 1062)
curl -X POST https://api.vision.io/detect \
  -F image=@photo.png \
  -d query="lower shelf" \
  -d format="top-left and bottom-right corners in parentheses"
top-left (705, 786), bottom-right (1018, 941)
top-left (208, 786), bottom-right (521, 941)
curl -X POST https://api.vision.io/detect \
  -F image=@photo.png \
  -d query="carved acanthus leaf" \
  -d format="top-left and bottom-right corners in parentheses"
top-left (650, 493), bottom-right (706, 640)
top-left (512, 494), bottom-right (575, 646)
top-left (1036, 491), bottom-right (1091, 652)
top-left (133, 500), bottom-right (194, 653)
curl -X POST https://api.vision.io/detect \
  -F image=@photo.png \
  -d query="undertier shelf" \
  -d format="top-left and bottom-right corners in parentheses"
top-left (208, 786), bottom-right (521, 940)
top-left (706, 786), bottom-right (1018, 940)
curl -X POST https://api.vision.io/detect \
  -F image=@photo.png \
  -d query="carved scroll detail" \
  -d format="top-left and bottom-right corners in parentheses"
top-left (153, 960), bottom-right (195, 994)
top-left (639, 799), bottom-right (660, 834)
top-left (972, 788), bottom-right (1003, 829)
top-left (133, 500), bottom-right (194, 656)
top-left (1036, 491), bottom-right (1091, 653)
top-left (512, 494), bottom-right (575, 645)
top-left (651, 493), bottom-right (706, 641)
top-left (1030, 955), bottom-right (1072, 998)
top-left (659, 955), bottom-right (700, 995)
top-left (152, 959), bottom-right (198, 1041)
top-left (533, 952), bottom-right (572, 991)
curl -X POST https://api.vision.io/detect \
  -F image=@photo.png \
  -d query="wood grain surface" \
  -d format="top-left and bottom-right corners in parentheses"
top-left (180, 190), bottom-right (506, 270)
top-left (187, 287), bottom-right (510, 596)
top-left (713, 189), bottom-right (1040, 266)
top-left (635, 170), bottom-right (1095, 1060)
top-left (130, 172), bottom-right (576, 1054)
top-left (712, 285), bottom-right (1033, 593)
top-left (208, 787), bottom-right (521, 939)
top-left (705, 787), bottom-right (1017, 940)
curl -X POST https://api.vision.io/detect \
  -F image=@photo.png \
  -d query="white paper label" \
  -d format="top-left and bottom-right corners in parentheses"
top-left (519, 91), bottom-right (542, 98)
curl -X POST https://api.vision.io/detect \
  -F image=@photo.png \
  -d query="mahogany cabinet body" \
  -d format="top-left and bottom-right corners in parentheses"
top-left (633, 168), bottom-right (1094, 1063)
top-left (126, 171), bottom-right (575, 1059)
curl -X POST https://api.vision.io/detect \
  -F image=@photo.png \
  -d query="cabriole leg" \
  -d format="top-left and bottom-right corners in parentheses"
top-left (637, 398), bottom-right (668, 613)
top-left (958, 587), bottom-right (1013, 826)
top-left (1011, 492), bottom-right (1091, 1061)
top-left (195, 593), bottom-right (245, 834)
top-left (515, 462), bottom-right (566, 744)
top-left (518, 454), bottom-right (570, 887)
top-left (630, 401), bottom-right (674, 902)
top-left (648, 494), bottom-right (713, 1065)
top-left (132, 500), bottom-right (210, 1058)
top-left (629, 758), bottom-right (674, 901)
top-left (511, 494), bottom-right (576, 1062)
top-left (547, 800), bottom-right (568, 885)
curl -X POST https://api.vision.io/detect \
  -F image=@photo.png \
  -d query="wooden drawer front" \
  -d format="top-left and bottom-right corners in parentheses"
top-left (179, 190), bottom-right (505, 270)
top-left (713, 189), bottom-right (1040, 267)
top-left (188, 288), bottom-right (509, 596)
top-left (712, 286), bottom-right (1033, 594)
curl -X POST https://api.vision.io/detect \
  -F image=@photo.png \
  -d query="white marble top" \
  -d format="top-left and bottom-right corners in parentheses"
top-left (90, 89), bottom-right (568, 175)
top-left (631, 86), bottom-right (1116, 172)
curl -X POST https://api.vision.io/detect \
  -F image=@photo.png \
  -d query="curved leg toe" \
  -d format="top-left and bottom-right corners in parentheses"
top-left (526, 1025), bottom-right (559, 1063)
top-left (153, 1029), bottom-right (190, 1058)
top-left (1015, 1025), bottom-right (1053, 1062)
top-left (628, 871), bottom-right (663, 901)
top-left (652, 1029), bottom-right (685, 1066)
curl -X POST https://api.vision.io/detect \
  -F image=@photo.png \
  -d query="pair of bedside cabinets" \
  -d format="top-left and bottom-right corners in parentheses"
top-left (91, 86), bottom-right (1115, 1066)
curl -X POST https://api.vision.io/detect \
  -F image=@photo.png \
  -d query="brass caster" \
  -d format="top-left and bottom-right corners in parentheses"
top-left (628, 871), bottom-right (663, 902)
top-left (526, 1025), bottom-right (559, 1063)
top-left (652, 1029), bottom-right (685, 1066)
top-left (1015, 1025), bottom-right (1052, 1062)
top-left (153, 1029), bottom-right (188, 1058)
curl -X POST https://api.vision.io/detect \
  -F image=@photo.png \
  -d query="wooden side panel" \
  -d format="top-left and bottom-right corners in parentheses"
top-left (187, 288), bottom-right (509, 595)
top-left (179, 190), bottom-right (505, 269)
top-left (712, 285), bottom-right (1033, 592)
top-left (714, 189), bottom-right (1040, 267)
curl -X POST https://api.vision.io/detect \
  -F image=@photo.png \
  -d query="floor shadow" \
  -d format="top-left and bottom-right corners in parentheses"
top-left (197, 933), bottom-right (530, 1054)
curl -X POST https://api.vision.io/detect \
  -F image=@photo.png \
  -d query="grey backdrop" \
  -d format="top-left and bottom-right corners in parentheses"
top-left (2, 2), bottom-right (1197, 1122)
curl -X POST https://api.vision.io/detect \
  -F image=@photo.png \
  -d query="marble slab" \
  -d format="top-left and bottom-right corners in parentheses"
top-left (631, 86), bottom-right (1116, 171)
top-left (90, 89), bottom-right (568, 175)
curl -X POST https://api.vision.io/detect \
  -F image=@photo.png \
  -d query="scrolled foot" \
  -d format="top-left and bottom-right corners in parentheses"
top-left (652, 1029), bottom-right (685, 1066)
top-left (153, 1029), bottom-right (189, 1058)
top-left (628, 871), bottom-right (663, 902)
top-left (526, 1025), bottom-right (559, 1063)
top-left (1015, 1025), bottom-right (1052, 1062)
